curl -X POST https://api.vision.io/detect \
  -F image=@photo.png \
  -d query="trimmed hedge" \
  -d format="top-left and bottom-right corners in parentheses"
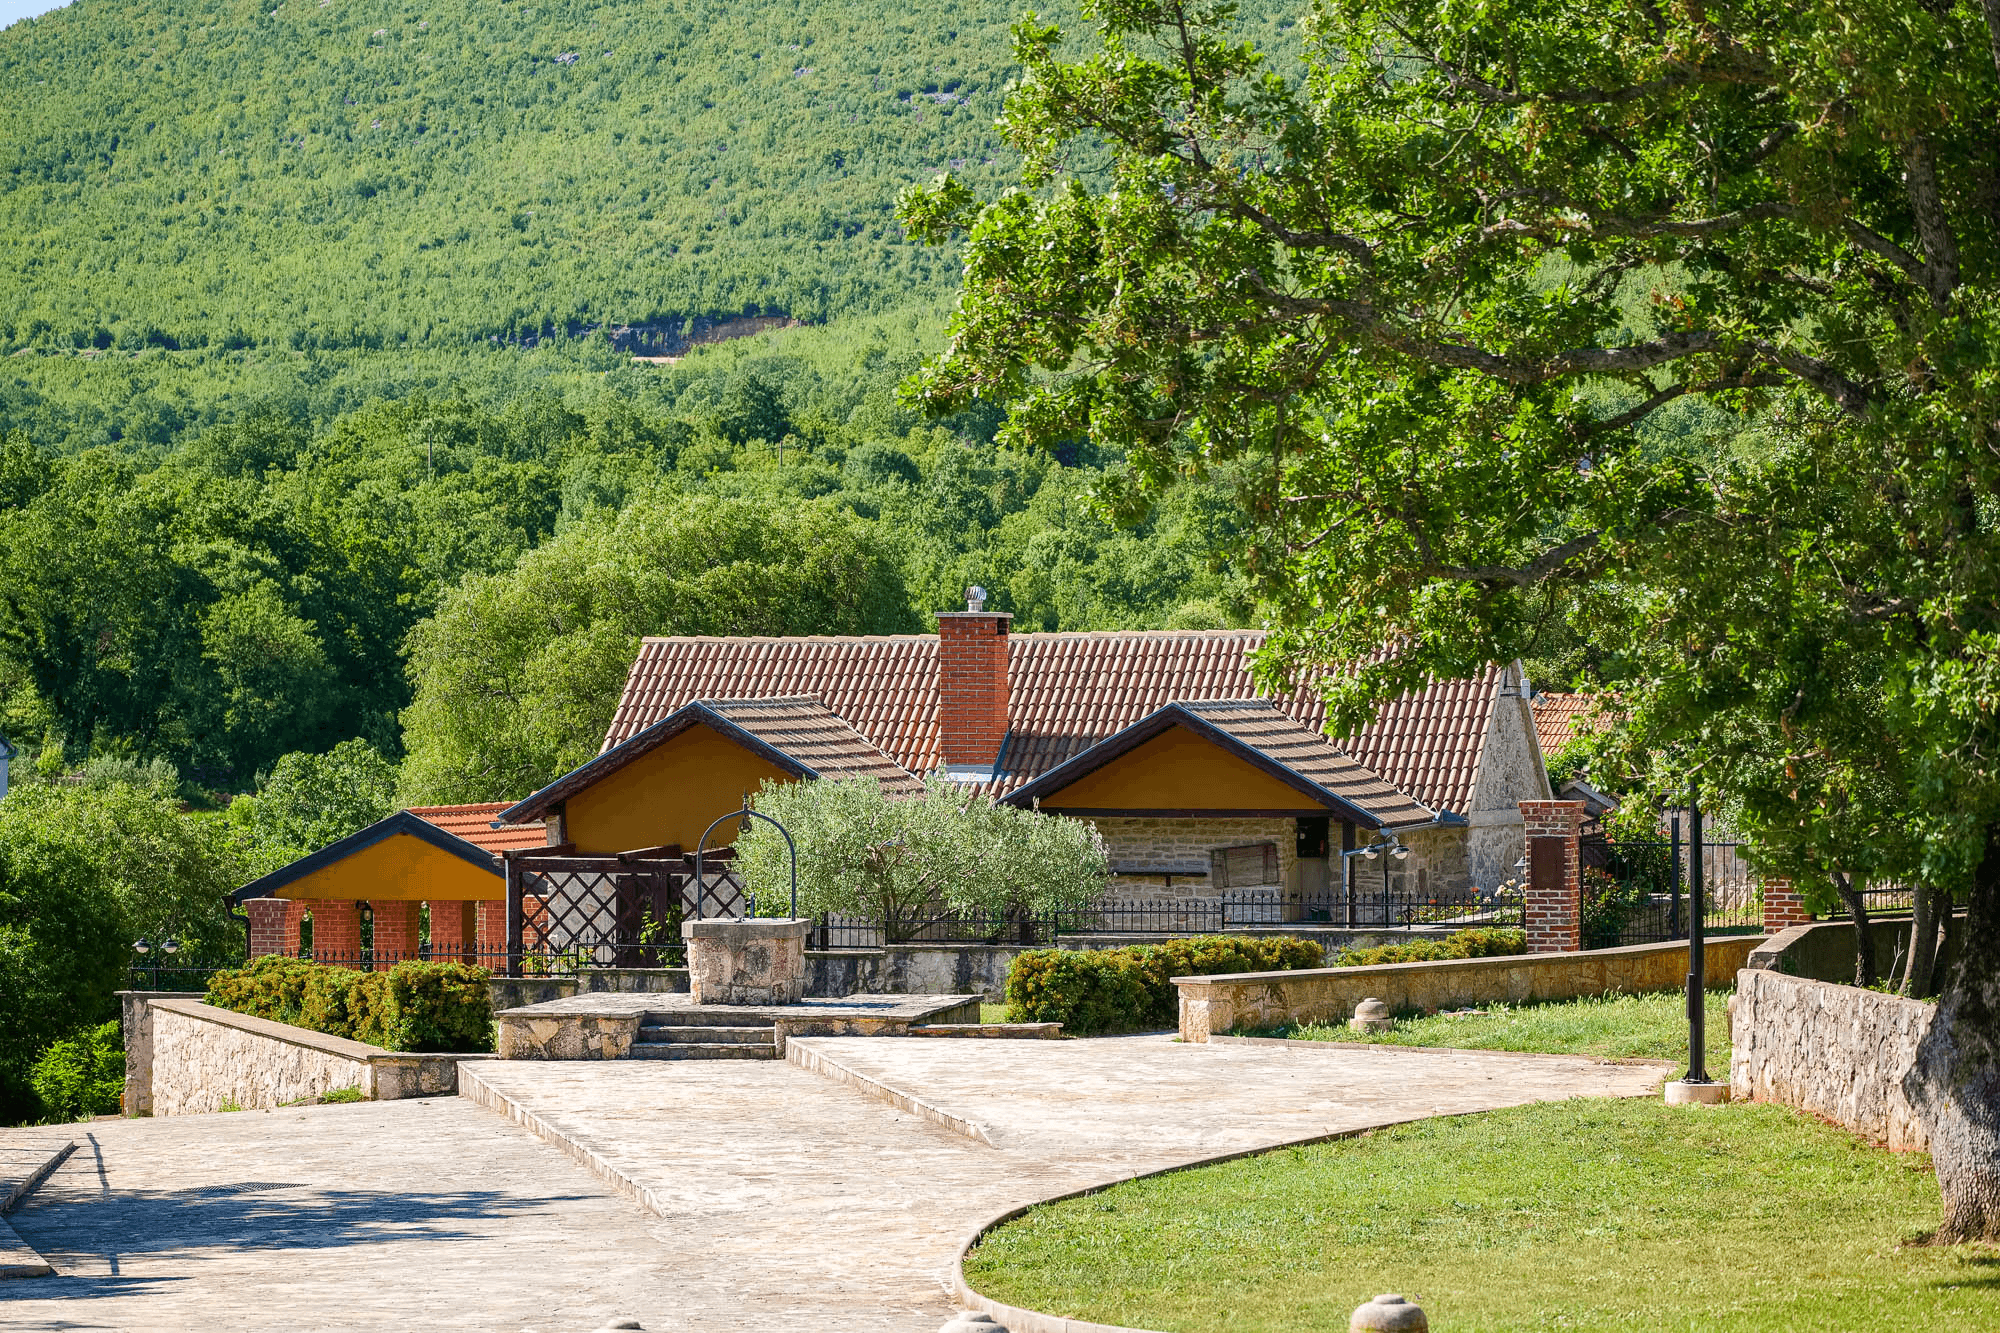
top-left (205, 955), bottom-right (494, 1053)
top-left (1006, 935), bottom-right (1326, 1036)
top-left (1330, 927), bottom-right (1527, 968)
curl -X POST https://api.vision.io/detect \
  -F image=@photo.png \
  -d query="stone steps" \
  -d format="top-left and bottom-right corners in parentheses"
top-left (638, 1025), bottom-right (771, 1046)
top-left (630, 1011), bottom-right (778, 1060)
top-left (629, 1041), bottom-right (778, 1060)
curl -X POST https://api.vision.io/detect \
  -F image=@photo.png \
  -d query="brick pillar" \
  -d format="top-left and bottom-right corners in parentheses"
top-left (308, 899), bottom-right (362, 968)
top-left (284, 899), bottom-right (308, 956)
top-left (427, 900), bottom-right (477, 964)
top-left (935, 604), bottom-right (1012, 778)
top-left (476, 898), bottom-right (509, 968)
top-left (1761, 876), bottom-right (1811, 933)
top-left (370, 900), bottom-right (420, 970)
top-left (1519, 800), bottom-right (1586, 953)
top-left (245, 898), bottom-right (288, 958)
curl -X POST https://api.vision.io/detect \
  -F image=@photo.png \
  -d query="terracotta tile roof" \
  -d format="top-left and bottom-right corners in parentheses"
top-left (606, 631), bottom-right (1502, 815)
top-left (407, 803), bottom-right (546, 854)
top-left (1180, 701), bottom-right (1437, 829)
top-left (705, 698), bottom-right (923, 795)
top-left (1532, 692), bottom-right (1610, 756)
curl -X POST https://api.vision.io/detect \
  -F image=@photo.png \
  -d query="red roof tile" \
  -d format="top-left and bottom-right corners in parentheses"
top-left (1532, 693), bottom-right (1610, 756)
top-left (706, 698), bottom-right (923, 795)
top-left (605, 631), bottom-right (1504, 816)
top-left (407, 803), bottom-right (546, 854)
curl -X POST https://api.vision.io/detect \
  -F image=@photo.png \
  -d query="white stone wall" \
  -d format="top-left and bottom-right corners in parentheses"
top-left (150, 1002), bottom-right (376, 1114)
top-left (1730, 968), bottom-right (1935, 1151)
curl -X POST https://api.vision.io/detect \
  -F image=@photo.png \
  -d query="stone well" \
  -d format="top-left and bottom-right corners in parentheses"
top-left (683, 917), bottom-right (811, 1005)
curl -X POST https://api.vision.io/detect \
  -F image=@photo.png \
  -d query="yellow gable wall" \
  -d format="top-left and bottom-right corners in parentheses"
top-left (563, 724), bottom-right (798, 854)
top-left (1038, 724), bottom-right (1326, 812)
top-left (275, 831), bottom-right (501, 901)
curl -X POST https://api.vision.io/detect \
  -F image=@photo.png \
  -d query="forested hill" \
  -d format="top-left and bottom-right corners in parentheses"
top-left (0, 0), bottom-right (1107, 354)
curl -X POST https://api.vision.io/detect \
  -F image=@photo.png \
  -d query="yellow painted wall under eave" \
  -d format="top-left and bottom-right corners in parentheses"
top-left (563, 724), bottom-right (798, 854)
top-left (273, 832), bottom-right (501, 901)
top-left (1038, 724), bottom-right (1323, 811)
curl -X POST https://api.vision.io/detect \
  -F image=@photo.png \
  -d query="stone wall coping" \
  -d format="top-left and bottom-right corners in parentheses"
top-left (149, 999), bottom-right (484, 1065)
top-left (682, 916), bottom-right (812, 941)
top-left (1171, 935), bottom-right (1755, 990)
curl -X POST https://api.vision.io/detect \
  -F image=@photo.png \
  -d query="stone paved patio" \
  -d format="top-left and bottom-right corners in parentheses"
top-left (0, 1036), bottom-right (1667, 1331)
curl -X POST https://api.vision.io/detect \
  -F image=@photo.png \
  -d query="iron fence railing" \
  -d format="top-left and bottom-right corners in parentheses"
top-left (1587, 832), bottom-right (1767, 947)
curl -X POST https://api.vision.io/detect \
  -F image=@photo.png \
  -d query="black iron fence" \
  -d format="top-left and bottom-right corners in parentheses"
top-left (1584, 829), bottom-right (1766, 947)
top-left (809, 887), bottom-right (1522, 949)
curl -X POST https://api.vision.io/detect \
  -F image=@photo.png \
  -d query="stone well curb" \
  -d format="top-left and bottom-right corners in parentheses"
top-left (785, 1039), bottom-right (998, 1146)
top-left (943, 1116), bottom-right (1440, 1333)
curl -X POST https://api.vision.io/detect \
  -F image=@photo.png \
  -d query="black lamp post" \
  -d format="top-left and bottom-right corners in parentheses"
top-left (1685, 781), bottom-right (1709, 1084)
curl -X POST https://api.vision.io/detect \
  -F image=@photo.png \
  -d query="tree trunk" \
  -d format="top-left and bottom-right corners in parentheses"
top-left (1906, 880), bottom-right (1940, 998)
top-left (1834, 872), bottom-right (1876, 988)
top-left (1904, 821), bottom-right (2000, 1243)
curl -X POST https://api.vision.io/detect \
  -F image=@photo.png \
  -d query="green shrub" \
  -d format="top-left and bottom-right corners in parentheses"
top-left (1580, 869), bottom-right (1652, 950)
top-left (1331, 927), bottom-right (1527, 967)
top-left (205, 956), bottom-right (494, 1053)
top-left (28, 1020), bottom-right (126, 1121)
top-left (1006, 935), bottom-right (1328, 1036)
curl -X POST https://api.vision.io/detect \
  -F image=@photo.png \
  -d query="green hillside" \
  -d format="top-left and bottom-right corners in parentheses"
top-left (1, 0), bottom-right (1038, 352)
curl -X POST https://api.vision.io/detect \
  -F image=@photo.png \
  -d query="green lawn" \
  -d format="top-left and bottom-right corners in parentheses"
top-left (980, 1003), bottom-right (1010, 1024)
top-left (1276, 987), bottom-right (1731, 1068)
top-left (965, 1099), bottom-right (1994, 1333)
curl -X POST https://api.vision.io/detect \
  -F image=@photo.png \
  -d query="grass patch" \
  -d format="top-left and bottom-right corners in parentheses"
top-left (980, 1003), bottom-right (1011, 1024)
top-left (966, 1099), bottom-right (1994, 1332)
top-left (1277, 988), bottom-right (1730, 1066)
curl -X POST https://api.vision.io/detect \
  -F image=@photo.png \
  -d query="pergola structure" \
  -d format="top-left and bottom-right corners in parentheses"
top-left (499, 843), bottom-right (750, 976)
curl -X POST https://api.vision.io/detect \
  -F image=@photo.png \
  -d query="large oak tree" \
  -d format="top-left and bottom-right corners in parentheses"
top-left (901, 0), bottom-right (2000, 1238)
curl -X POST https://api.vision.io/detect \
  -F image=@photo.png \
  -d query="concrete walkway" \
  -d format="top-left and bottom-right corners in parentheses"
top-left (0, 1038), bottom-right (1665, 1332)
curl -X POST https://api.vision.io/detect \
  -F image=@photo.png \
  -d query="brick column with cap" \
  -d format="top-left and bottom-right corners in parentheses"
top-left (1761, 877), bottom-right (1811, 933)
top-left (1519, 800), bottom-right (1586, 953)
top-left (428, 900), bottom-right (478, 964)
top-left (936, 592), bottom-right (1011, 780)
top-left (371, 900), bottom-right (419, 970)
top-left (245, 898), bottom-right (288, 959)
top-left (308, 899), bottom-right (362, 967)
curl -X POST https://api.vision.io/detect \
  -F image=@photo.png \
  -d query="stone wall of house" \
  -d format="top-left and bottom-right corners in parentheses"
top-left (1464, 664), bottom-right (1551, 889)
top-left (1090, 816), bottom-right (1298, 899)
top-left (1730, 968), bottom-right (1934, 1151)
top-left (1088, 815), bottom-right (1473, 915)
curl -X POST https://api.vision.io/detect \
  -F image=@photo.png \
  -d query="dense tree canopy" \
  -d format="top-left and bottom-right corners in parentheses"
top-left (904, 0), bottom-right (2000, 1239)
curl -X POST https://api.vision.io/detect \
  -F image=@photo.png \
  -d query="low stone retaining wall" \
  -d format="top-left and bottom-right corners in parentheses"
top-left (139, 999), bottom-right (479, 1114)
top-left (1729, 968), bottom-right (1934, 1151)
top-left (1172, 935), bottom-right (1765, 1041)
top-left (1746, 913), bottom-right (1965, 985)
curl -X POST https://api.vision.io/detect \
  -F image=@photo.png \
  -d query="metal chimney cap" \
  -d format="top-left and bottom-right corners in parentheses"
top-left (966, 586), bottom-right (988, 612)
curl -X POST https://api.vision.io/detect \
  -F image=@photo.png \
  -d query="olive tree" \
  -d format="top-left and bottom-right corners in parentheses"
top-left (735, 775), bottom-right (1108, 940)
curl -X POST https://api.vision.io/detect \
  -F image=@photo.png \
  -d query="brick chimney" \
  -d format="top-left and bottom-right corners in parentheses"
top-left (937, 586), bottom-right (1011, 783)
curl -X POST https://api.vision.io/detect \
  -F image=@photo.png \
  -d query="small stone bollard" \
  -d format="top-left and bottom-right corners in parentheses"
top-left (1350, 997), bottom-right (1394, 1033)
top-left (940, 1313), bottom-right (1008, 1333)
top-left (1351, 1293), bottom-right (1427, 1331)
